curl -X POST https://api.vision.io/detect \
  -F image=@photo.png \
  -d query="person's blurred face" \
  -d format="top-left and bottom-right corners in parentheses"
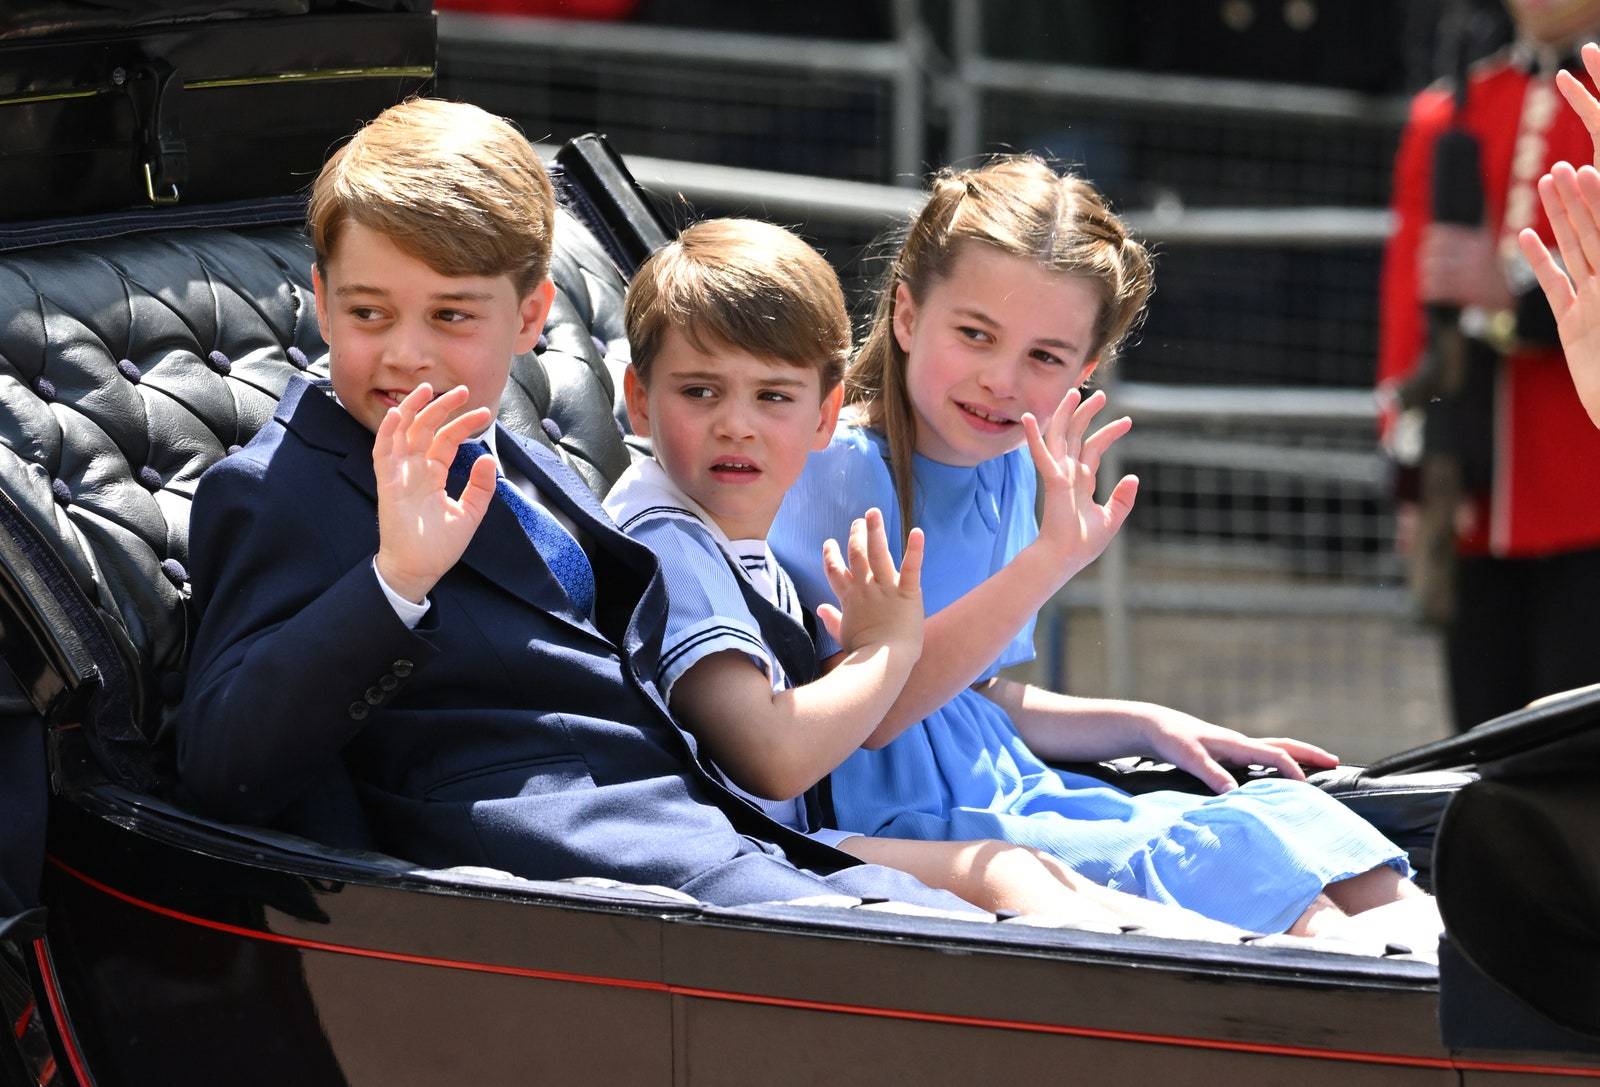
top-left (1505, 0), bottom-right (1600, 45)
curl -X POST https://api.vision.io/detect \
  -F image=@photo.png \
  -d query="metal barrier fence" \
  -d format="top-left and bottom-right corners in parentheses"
top-left (1051, 382), bottom-right (1449, 763)
top-left (443, 13), bottom-right (1452, 758)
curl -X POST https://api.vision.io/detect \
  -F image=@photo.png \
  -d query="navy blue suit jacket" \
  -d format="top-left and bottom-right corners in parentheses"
top-left (176, 377), bottom-right (966, 910)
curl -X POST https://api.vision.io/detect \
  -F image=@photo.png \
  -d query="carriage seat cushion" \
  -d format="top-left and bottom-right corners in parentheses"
top-left (0, 204), bottom-right (634, 787)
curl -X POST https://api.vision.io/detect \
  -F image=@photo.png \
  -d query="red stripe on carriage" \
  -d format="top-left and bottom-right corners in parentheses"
top-left (33, 937), bottom-right (93, 1086)
top-left (47, 855), bottom-right (1600, 1079)
top-left (13, 1000), bottom-right (31, 1038)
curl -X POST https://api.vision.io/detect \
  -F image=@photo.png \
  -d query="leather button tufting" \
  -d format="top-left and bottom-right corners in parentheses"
top-left (365, 686), bottom-right (383, 705)
top-left (392, 659), bottom-right (414, 677)
top-left (227, 445), bottom-right (243, 456)
top-left (287, 346), bottom-right (309, 370)
top-left (590, 335), bottom-right (607, 359)
top-left (117, 359), bottom-right (141, 383)
top-left (50, 479), bottom-right (71, 506)
top-left (159, 558), bottom-right (187, 587)
top-left (535, 333), bottom-right (549, 354)
top-left (138, 467), bottom-right (163, 491)
top-left (541, 417), bottom-right (563, 443)
top-left (348, 701), bottom-right (370, 721)
top-left (207, 350), bottom-right (232, 375)
top-left (33, 376), bottom-right (55, 400)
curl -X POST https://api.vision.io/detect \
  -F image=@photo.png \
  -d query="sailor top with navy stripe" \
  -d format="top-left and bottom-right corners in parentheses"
top-left (604, 458), bottom-right (845, 842)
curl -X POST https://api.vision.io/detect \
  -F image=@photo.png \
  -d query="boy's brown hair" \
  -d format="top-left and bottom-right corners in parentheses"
top-left (308, 98), bottom-right (555, 294)
top-left (625, 218), bottom-right (849, 391)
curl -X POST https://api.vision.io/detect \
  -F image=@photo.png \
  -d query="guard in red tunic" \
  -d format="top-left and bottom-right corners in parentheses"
top-left (1379, 0), bottom-right (1600, 730)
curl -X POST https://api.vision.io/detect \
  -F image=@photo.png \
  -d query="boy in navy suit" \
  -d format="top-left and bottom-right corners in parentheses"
top-left (175, 98), bottom-right (970, 911)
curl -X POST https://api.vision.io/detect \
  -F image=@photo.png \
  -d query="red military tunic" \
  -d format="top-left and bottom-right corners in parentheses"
top-left (1379, 47), bottom-right (1600, 558)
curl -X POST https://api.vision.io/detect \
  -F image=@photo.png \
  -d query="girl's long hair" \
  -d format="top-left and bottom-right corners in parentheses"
top-left (846, 155), bottom-right (1154, 537)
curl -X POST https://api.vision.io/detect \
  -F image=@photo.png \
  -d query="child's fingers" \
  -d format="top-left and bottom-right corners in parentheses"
top-left (898, 526), bottom-right (925, 595)
top-left (1580, 161), bottom-right (1600, 211)
top-left (815, 603), bottom-right (843, 644)
top-left (1517, 228), bottom-right (1575, 313)
top-left (1064, 388), bottom-right (1108, 462)
top-left (862, 508), bottom-right (897, 584)
top-left (846, 515), bottom-right (870, 581)
top-left (1180, 744), bottom-right (1237, 794)
top-left (1553, 162), bottom-right (1600, 276)
top-left (391, 382), bottom-right (432, 445)
top-left (1585, 40), bottom-right (1600, 85)
top-left (1560, 58), bottom-right (1600, 161)
top-left (429, 405), bottom-right (495, 463)
top-left (1044, 388), bottom-right (1082, 453)
top-left (455, 456), bottom-right (499, 524)
top-left (409, 385), bottom-right (470, 447)
top-left (1545, 165), bottom-right (1594, 281)
top-left (820, 537), bottom-right (851, 599)
top-left (1261, 736), bottom-right (1340, 769)
top-left (1022, 413), bottom-right (1057, 480)
top-left (1104, 474), bottom-right (1139, 532)
top-left (373, 404), bottom-right (401, 468)
top-left (1078, 416), bottom-right (1132, 476)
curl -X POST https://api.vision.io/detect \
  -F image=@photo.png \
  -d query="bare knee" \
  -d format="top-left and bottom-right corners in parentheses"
top-left (1324, 864), bottom-right (1423, 915)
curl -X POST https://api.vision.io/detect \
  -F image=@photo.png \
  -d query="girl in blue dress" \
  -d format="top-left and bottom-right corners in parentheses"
top-left (770, 155), bottom-right (1439, 942)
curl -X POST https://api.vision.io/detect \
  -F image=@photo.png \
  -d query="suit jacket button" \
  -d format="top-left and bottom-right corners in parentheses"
top-left (365, 687), bottom-right (384, 705)
top-left (392, 659), bottom-right (414, 677)
top-left (379, 674), bottom-right (399, 691)
top-left (348, 701), bottom-right (370, 721)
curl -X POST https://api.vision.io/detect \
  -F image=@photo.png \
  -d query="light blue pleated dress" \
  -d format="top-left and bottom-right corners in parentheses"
top-left (770, 424), bottom-right (1410, 933)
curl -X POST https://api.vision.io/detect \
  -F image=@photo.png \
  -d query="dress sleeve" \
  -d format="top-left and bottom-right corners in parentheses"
top-left (769, 428), bottom-right (898, 660)
top-left (628, 517), bottom-right (772, 699)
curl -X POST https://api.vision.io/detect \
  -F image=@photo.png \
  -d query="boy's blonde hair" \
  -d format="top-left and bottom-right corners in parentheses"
top-left (625, 218), bottom-right (849, 391)
top-left (308, 98), bottom-right (555, 294)
top-left (848, 154), bottom-right (1154, 535)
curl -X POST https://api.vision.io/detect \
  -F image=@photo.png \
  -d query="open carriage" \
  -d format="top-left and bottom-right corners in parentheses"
top-left (1, 4), bottom-right (1598, 1084)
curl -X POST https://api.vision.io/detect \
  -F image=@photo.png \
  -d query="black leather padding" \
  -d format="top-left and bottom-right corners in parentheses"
top-left (0, 202), bottom-right (635, 772)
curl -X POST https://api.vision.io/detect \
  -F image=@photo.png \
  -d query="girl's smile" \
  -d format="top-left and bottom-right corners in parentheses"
top-left (892, 242), bottom-right (1101, 467)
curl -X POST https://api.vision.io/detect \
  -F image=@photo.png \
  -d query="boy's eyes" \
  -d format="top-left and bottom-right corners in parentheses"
top-left (675, 385), bottom-right (796, 404)
top-left (341, 306), bottom-right (475, 324)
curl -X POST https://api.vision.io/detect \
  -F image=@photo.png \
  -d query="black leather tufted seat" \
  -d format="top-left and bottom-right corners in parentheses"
top-left (0, 198), bottom-right (635, 795)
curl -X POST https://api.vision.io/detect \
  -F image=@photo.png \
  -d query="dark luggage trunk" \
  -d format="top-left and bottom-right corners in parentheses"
top-left (0, 1), bottom-right (435, 220)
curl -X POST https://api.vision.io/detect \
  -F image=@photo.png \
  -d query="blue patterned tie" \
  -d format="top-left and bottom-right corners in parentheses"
top-left (452, 440), bottom-right (596, 616)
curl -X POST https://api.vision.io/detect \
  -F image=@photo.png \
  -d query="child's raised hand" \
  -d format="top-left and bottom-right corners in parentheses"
top-left (373, 383), bottom-right (497, 604)
top-left (1519, 162), bottom-right (1600, 427)
top-left (816, 509), bottom-right (925, 660)
top-left (1025, 388), bottom-right (1139, 581)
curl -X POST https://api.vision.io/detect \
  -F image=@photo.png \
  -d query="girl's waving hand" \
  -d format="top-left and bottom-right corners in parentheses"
top-left (1022, 387), bottom-right (1138, 579)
